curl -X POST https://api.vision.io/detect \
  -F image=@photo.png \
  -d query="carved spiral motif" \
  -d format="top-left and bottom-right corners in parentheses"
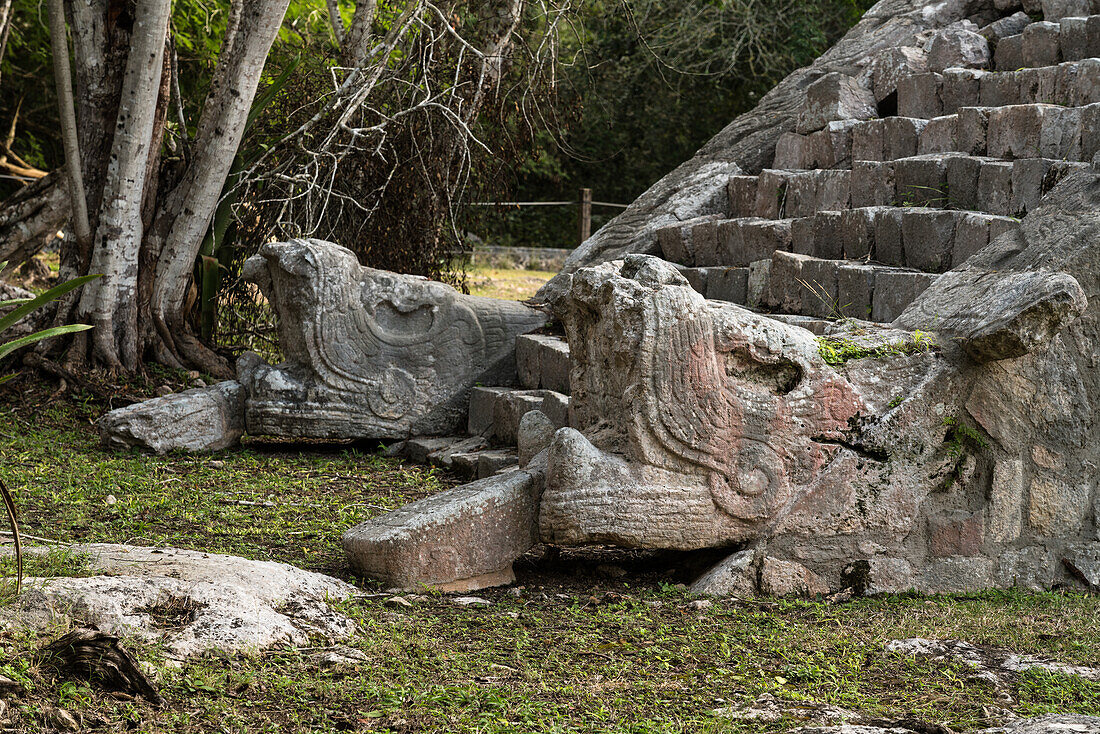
top-left (368, 367), bottom-right (417, 419)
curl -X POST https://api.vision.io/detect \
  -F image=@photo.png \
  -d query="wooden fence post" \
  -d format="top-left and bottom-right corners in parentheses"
top-left (577, 187), bottom-right (592, 246)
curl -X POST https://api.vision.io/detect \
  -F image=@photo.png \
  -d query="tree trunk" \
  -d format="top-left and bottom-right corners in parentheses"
top-left (75, 0), bottom-right (171, 371)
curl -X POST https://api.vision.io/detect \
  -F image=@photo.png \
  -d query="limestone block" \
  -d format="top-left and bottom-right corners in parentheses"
top-left (766, 251), bottom-right (811, 314)
top-left (1011, 158), bottom-right (1056, 214)
top-left (740, 219), bottom-right (793, 263)
top-left (989, 459), bottom-right (1025, 543)
top-left (808, 120), bottom-right (857, 168)
top-left (945, 154), bottom-right (987, 211)
top-left (690, 220), bottom-right (721, 266)
top-left (1077, 102), bottom-right (1100, 162)
top-left (977, 160), bottom-right (1015, 216)
top-left (657, 216), bottom-right (717, 266)
top-left (836, 263), bottom-right (877, 320)
top-left (753, 170), bottom-right (789, 219)
top-left (515, 334), bottom-right (571, 395)
top-left (917, 557), bottom-right (996, 592)
top-left (676, 266), bottom-right (707, 295)
top-left (746, 259), bottom-right (771, 308)
top-left (954, 212), bottom-right (992, 265)
top-left (979, 71), bottom-right (1022, 107)
top-left (987, 104), bottom-right (1081, 160)
top-left (1022, 21), bottom-right (1063, 68)
top-left (477, 449), bottom-right (519, 478)
top-left (868, 46), bottom-right (928, 102)
top-left (957, 106), bottom-right (991, 155)
top-left (851, 160), bottom-right (895, 207)
top-left (1029, 475), bottom-right (1090, 536)
top-left (493, 389), bottom-right (551, 444)
top-left (872, 271), bottom-right (937, 322)
top-left (873, 207), bottom-right (906, 267)
top-left (928, 514), bottom-right (985, 557)
top-left (1042, 0), bottom-right (1093, 20)
top-left (799, 257), bottom-right (841, 318)
top-left (241, 239), bottom-right (546, 440)
top-left (773, 132), bottom-right (808, 170)
top-left (989, 215), bottom-right (1021, 243)
top-left (814, 170), bottom-right (852, 212)
top-left (796, 72), bottom-right (877, 134)
top-left (941, 69), bottom-right (984, 113)
top-left (760, 558), bottom-right (829, 597)
top-left (918, 115), bottom-right (960, 155)
top-left (707, 266), bottom-right (750, 305)
top-left (851, 119), bottom-right (885, 162)
top-left (994, 33), bottom-right (1025, 71)
top-left (98, 381), bottom-right (245, 454)
top-left (895, 155), bottom-right (951, 207)
top-left (901, 209), bottom-right (958, 273)
top-left (979, 11), bottom-right (1031, 41)
top-left (839, 207), bottom-right (880, 260)
top-left (689, 549), bottom-right (758, 597)
top-left (1059, 15), bottom-right (1100, 61)
top-left (468, 386), bottom-right (509, 436)
top-left (883, 117), bottom-right (928, 159)
top-left (1063, 544), bottom-right (1100, 590)
top-left (784, 173), bottom-right (818, 218)
top-left (791, 216), bottom-right (815, 256)
top-left (897, 72), bottom-right (943, 118)
top-left (343, 468), bottom-right (542, 591)
top-left (811, 211), bottom-right (844, 260)
top-left (727, 176), bottom-right (759, 218)
top-left (927, 26), bottom-right (991, 72)
top-left (1059, 59), bottom-right (1090, 105)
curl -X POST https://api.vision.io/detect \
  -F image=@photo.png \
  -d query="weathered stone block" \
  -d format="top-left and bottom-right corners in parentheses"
top-left (1042, 0), bottom-right (1092, 20)
top-left (989, 459), bottom-right (1024, 543)
top-left (677, 265), bottom-right (708, 294)
top-left (515, 334), bottom-right (570, 395)
top-left (98, 381), bottom-right (245, 454)
top-left (957, 106), bottom-right (991, 155)
top-left (791, 216), bottom-right (815, 256)
top-left (1071, 58), bottom-right (1100, 104)
top-left (980, 11), bottom-right (1030, 42)
top-left (898, 73), bottom-right (943, 118)
top-left (883, 117), bottom-right (928, 159)
top-left (717, 219), bottom-right (747, 265)
top-left (690, 549), bottom-right (757, 597)
top-left (658, 216), bottom-right (719, 266)
top-left (783, 173), bottom-right (818, 218)
top-left (873, 207), bottom-right (906, 266)
top-left (727, 175), bottom-right (759, 218)
top-left (945, 154), bottom-right (987, 211)
top-left (773, 132), bottom-right (808, 170)
top-left (811, 212), bottom-right (844, 260)
top-left (836, 263), bottom-right (876, 320)
top-left (993, 33), bottom-right (1025, 71)
top-left (707, 266), bottom-right (750, 304)
top-left (691, 220), bottom-right (721, 266)
top-left (1077, 102), bottom-right (1100, 162)
top-left (868, 46), bottom-right (928, 102)
top-left (814, 170), bottom-right (852, 212)
top-left (760, 558), bottom-right (828, 597)
top-left (839, 207), bottom-right (879, 259)
top-left (746, 258), bottom-right (771, 308)
top-left (477, 449), bottom-right (519, 478)
top-left (808, 120), bottom-right (856, 168)
top-left (796, 72), bottom-right (877, 134)
top-left (469, 386), bottom-right (509, 436)
top-left (977, 160), bottom-right (1015, 216)
top-left (799, 257), bottom-right (840, 318)
top-left (1029, 475), bottom-right (1090, 536)
top-left (1059, 15), bottom-right (1100, 61)
top-left (871, 270), bottom-right (936, 322)
top-left (1011, 157), bottom-right (1056, 214)
top-left (517, 410), bottom-right (554, 468)
top-left (343, 469), bottom-right (542, 591)
top-left (941, 68), bottom-right (984, 112)
top-left (929, 514), bottom-right (985, 557)
top-left (492, 389), bottom-right (551, 444)
top-left (851, 119), bottom-right (885, 162)
top-left (953, 212), bottom-right (992, 264)
top-left (753, 170), bottom-right (788, 219)
top-left (987, 104), bottom-right (1081, 160)
top-left (895, 155), bottom-right (951, 207)
top-left (928, 26), bottom-right (991, 72)
top-left (241, 240), bottom-right (546, 440)
top-left (740, 219), bottom-right (793, 264)
top-left (766, 251), bottom-right (810, 313)
top-left (1022, 21), bottom-right (1063, 68)
top-left (901, 209), bottom-right (957, 273)
top-left (917, 115), bottom-right (959, 154)
top-left (851, 160), bottom-right (895, 207)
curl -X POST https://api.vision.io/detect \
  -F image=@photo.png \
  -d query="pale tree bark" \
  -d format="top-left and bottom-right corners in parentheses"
top-left (0, 173), bottom-right (69, 269)
top-left (341, 0), bottom-right (376, 66)
top-left (76, 0), bottom-right (171, 371)
top-left (147, 0), bottom-right (292, 374)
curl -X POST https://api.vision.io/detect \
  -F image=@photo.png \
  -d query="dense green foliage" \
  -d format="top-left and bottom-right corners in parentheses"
top-left (472, 0), bottom-right (877, 249)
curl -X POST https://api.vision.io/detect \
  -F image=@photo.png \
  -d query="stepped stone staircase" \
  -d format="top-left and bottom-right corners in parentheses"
top-left (402, 3), bottom-right (1100, 471)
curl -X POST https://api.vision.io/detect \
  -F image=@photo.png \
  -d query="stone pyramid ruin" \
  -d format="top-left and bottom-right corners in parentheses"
top-left (102, 0), bottom-right (1100, 597)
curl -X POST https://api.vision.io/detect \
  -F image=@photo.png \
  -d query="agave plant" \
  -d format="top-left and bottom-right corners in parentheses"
top-left (0, 266), bottom-right (99, 595)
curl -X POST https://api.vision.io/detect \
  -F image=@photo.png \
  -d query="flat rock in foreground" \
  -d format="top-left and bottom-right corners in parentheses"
top-left (343, 468), bottom-right (542, 592)
top-left (1, 544), bottom-right (357, 659)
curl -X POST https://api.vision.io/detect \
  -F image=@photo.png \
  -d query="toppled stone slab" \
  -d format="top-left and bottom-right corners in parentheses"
top-left (343, 468), bottom-right (542, 591)
top-left (97, 381), bottom-right (245, 454)
top-left (796, 73), bottom-right (878, 135)
top-left (886, 638), bottom-right (1100, 683)
top-left (240, 239), bottom-right (546, 439)
top-left (1, 544), bottom-right (357, 659)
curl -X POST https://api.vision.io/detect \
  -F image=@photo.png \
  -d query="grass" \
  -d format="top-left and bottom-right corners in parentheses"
top-left (467, 266), bottom-right (554, 301)
top-left (0, 377), bottom-right (1098, 733)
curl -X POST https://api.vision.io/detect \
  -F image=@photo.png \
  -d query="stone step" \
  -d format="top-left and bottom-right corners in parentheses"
top-left (515, 333), bottom-right (571, 395)
top-left (859, 154), bottom-right (1086, 215)
top-left (898, 60), bottom-right (1100, 118)
top-left (467, 386), bottom-right (569, 445)
top-left (1041, 0), bottom-right (1100, 23)
top-left (679, 254), bottom-right (939, 323)
top-left (719, 153), bottom-right (1085, 224)
top-left (994, 14), bottom-right (1100, 71)
top-left (672, 205), bottom-right (1018, 278)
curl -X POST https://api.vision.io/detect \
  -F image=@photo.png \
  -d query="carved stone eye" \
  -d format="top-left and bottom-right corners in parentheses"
top-left (368, 367), bottom-right (417, 419)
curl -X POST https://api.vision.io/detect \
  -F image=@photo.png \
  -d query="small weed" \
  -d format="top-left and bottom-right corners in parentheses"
top-left (943, 415), bottom-right (988, 457)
